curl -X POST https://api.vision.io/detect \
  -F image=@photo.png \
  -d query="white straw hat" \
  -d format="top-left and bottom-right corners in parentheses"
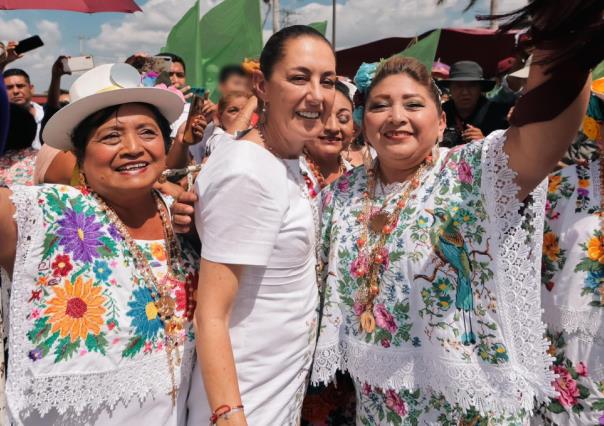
top-left (43, 63), bottom-right (184, 150)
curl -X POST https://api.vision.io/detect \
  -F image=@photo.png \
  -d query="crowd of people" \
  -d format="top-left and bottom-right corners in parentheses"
top-left (0, 1), bottom-right (602, 425)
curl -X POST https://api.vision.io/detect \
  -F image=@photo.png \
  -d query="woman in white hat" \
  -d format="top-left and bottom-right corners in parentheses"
top-left (0, 63), bottom-right (199, 425)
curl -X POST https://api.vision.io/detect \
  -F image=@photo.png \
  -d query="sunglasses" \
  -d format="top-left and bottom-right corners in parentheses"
top-left (169, 72), bottom-right (185, 78)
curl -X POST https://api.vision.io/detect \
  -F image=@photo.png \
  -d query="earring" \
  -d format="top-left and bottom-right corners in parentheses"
top-left (432, 138), bottom-right (441, 163)
top-left (78, 169), bottom-right (88, 189)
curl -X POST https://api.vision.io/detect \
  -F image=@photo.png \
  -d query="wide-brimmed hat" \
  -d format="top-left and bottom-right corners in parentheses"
top-left (43, 63), bottom-right (184, 151)
top-left (437, 61), bottom-right (495, 92)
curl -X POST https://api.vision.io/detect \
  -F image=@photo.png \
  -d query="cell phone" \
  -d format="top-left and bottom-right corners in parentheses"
top-left (138, 55), bottom-right (172, 74)
top-left (62, 56), bottom-right (94, 73)
top-left (183, 93), bottom-right (208, 144)
top-left (14, 35), bottom-right (44, 55)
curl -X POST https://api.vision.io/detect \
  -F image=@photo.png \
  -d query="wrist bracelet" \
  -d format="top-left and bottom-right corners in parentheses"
top-left (210, 404), bottom-right (244, 425)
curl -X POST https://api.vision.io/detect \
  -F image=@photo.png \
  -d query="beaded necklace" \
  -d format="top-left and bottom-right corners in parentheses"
top-left (302, 148), bottom-right (346, 198)
top-left (93, 190), bottom-right (187, 406)
top-left (355, 157), bottom-right (432, 333)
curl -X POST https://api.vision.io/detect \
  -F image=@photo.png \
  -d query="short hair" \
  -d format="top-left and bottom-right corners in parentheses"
top-left (159, 52), bottom-right (186, 74)
top-left (218, 65), bottom-right (246, 84)
top-left (3, 68), bottom-right (31, 84)
top-left (260, 25), bottom-right (332, 80)
top-left (71, 103), bottom-right (172, 165)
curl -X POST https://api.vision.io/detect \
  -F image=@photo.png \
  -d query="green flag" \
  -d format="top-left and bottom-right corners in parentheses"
top-left (308, 21), bottom-right (327, 36)
top-left (397, 29), bottom-right (441, 71)
top-left (593, 59), bottom-right (604, 80)
top-left (163, 0), bottom-right (263, 100)
top-left (162, 1), bottom-right (201, 86)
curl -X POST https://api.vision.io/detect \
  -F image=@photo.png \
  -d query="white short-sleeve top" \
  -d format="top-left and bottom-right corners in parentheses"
top-left (189, 137), bottom-right (319, 425)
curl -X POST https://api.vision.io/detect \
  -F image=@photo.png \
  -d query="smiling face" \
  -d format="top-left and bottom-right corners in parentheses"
top-left (305, 89), bottom-right (354, 161)
top-left (80, 103), bottom-right (167, 201)
top-left (256, 35), bottom-right (336, 156)
top-left (363, 73), bottom-right (445, 171)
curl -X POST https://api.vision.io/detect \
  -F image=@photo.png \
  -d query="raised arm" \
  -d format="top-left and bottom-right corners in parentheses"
top-left (504, 50), bottom-right (591, 200)
top-left (0, 188), bottom-right (17, 276)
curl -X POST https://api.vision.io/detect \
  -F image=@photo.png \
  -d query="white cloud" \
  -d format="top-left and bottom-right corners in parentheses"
top-left (0, 14), bottom-right (68, 91)
top-left (0, 14), bottom-right (28, 40)
top-left (87, 0), bottom-right (196, 60)
top-left (1, 0), bottom-right (528, 91)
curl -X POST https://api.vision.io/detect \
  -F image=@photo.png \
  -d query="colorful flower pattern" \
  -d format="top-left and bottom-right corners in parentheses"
top-left (25, 185), bottom-right (199, 364)
top-left (0, 147), bottom-right (37, 186)
top-left (536, 160), bottom-right (604, 425)
top-left (316, 137), bottom-right (544, 424)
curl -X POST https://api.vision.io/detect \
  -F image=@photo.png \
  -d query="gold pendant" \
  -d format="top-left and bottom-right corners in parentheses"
top-left (360, 310), bottom-right (376, 333)
top-left (369, 212), bottom-right (389, 233)
top-left (157, 296), bottom-right (176, 320)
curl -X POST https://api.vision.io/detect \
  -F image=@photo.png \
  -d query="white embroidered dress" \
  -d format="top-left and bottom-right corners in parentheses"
top-left (313, 131), bottom-right (554, 424)
top-left (532, 160), bottom-right (604, 425)
top-left (3, 184), bottom-right (198, 425)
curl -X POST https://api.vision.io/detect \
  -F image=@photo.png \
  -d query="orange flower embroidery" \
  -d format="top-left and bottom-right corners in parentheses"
top-left (548, 175), bottom-right (562, 193)
top-left (543, 232), bottom-right (561, 262)
top-left (150, 242), bottom-right (167, 262)
top-left (45, 276), bottom-right (106, 342)
top-left (577, 179), bottom-right (590, 189)
top-left (587, 236), bottom-right (604, 264)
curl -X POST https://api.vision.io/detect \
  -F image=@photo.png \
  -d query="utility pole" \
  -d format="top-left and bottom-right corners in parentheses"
top-left (332, 0), bottom-right (336, 47)
top-left (489, 0), bottom-right (498, 29)
top-left (273, 0), bottom-right (281, 33)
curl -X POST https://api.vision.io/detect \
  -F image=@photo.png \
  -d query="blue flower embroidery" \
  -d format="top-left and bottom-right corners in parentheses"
top-left (93, 260), bottom-right (111, 281)
top-left (127, 287), bottom-right (162, 340)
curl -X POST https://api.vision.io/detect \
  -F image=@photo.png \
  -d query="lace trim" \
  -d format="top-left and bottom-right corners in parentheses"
top-left (312, 131), bottom-right (556, 416)
top-left (558, 306), bottom-right (603, 344)
top-left (5, 186), bottom-right (195, 419)
top-left (314, 338), bottom-right (544, 415)
top-left (480, 130), bottom-right (555, 404)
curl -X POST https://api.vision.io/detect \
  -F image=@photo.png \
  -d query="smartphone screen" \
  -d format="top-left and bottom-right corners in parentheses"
top-left (14, 35), bottom-right (44, 54)
top-left (183, 95), bottom-right (205, 144)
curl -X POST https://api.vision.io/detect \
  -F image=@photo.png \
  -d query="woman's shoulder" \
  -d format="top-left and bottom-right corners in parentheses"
top-left (202, 138), bottom-right (287, 191)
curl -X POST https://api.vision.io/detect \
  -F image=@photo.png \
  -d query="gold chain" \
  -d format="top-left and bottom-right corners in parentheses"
top-left (93, 190), bottom-right (183, 406)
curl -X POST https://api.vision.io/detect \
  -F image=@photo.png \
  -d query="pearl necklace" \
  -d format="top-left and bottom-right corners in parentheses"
top-left (93, 190), bottom-right (185, 406)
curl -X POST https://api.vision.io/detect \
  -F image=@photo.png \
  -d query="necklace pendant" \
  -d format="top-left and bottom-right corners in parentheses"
top-left (369, 212), bottom-right (389, 234)
top-left (359, 310), bottom-right (376, 333)
top-left (157, 296), bottom-right (176, 320)
top-left (167, 385), bottom-right (179, 407)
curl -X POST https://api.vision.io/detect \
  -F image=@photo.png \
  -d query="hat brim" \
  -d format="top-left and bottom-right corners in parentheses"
top-left (42, 87), bottom-right (185, 151)
top-left (437, 78), bottom-right (495, 92)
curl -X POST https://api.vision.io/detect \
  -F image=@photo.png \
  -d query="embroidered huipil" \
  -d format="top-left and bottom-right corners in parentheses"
top-left (533, 160), bottom-right (604, 425)
top-left (312, 131), bottom-right (554, 424)
top-left (3, 184), bottom-right (199, 425)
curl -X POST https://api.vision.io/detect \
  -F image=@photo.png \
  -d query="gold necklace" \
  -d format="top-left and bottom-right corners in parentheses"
top-left (355, 158), bottom-right (432, 333)
top-left (93, 190), bottom-right (184, 406)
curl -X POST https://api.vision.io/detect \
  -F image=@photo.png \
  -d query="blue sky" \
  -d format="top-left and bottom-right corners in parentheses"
top-left (0, 0), bottom-right (525, 90)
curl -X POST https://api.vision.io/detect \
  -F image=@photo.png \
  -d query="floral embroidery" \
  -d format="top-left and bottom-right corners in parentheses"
top-left (24, 186), bottom-right (199, 365)
top-left (45, 276), bottom-right (106, 343)
top-left (535, 331), bottom-right (604, 420)
top-left (0, 147), bottom-right (36, 186)
top-left (126, 287), bottom-right (162, 341)
top-left (577, 230), bottom-right (604, 308)
top-left (57, 209), bottom-right (104, 262)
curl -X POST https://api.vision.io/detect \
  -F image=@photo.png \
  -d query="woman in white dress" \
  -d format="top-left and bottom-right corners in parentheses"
top-left (0, 63), bottom-right (199, 425)
top-left (187, 25), bottom-right (336, 425)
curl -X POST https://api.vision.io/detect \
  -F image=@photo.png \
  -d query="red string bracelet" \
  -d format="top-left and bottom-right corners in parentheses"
top-left (210, 404), bottom-right (244, 425)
